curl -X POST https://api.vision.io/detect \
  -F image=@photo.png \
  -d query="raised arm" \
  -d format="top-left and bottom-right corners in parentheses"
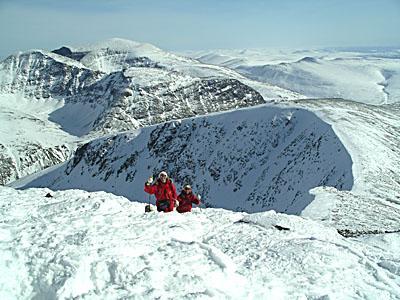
top-left (144, 177), bottom-right (156, 194)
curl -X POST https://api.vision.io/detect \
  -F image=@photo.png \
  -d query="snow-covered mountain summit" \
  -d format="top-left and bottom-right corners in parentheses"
top-left (78, 38), bottom-right (167, 54)
top-left (75, 38), bottom-right (194, 73)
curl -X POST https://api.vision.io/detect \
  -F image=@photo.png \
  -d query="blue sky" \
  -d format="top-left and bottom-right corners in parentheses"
top-left (0, 0), bottom-right (399, 57)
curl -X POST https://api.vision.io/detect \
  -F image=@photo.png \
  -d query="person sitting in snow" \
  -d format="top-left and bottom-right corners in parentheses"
top-left (144, 171), bottom-right (177, 213)
top-left (176, 185), bottom-right (201, 213)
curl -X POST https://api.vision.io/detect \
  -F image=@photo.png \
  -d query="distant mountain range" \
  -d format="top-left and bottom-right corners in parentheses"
top-left (0, 38), bottom-right (299, 184)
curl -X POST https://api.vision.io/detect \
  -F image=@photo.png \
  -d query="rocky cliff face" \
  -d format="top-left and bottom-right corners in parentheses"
top-left (0, 50), bottom-right (102, 99)
top-left (0, 143), bottom-right (71, 185)
top-left (50, 68), bottom-right (265, 136)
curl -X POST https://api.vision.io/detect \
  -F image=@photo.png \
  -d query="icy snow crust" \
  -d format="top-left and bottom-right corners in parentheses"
top-left (1, 186), bottom-right (399, 299)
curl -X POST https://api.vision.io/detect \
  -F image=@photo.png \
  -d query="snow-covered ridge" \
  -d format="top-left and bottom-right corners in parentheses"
top-left (17, 104), bottom-right (354, 215)
top-left (50, 71), bottom-right (265, 137)
top-left (1, 186), bottom-right (399, 299)
top-left (15, 98), bottom-right (400, 236)
top-left (49, 38), bottom-right (303, 101)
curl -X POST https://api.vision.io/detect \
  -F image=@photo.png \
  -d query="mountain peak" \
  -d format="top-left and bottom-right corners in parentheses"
top-left (77, 38), bottom-right (163, 54)
top-left (71, 38), bottom-right (193, 73)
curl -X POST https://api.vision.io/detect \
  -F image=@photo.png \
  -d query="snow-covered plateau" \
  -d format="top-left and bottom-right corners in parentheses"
top-left (1, 186), bottom-right (399, 299)
top-left (1, 39), bottom-right (400, 298)
top-left (186, 47), bottom-right (400, 105)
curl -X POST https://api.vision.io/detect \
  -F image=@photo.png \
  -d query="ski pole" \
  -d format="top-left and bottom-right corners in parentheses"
top-left (198, 195), bottom-right (203, 212)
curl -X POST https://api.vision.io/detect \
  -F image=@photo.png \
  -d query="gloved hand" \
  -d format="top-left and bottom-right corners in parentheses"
top-left (197, 194), bottom-right (202, 201)
top-left (174, 200), bottom-right (179, 207)
top-left (146, 177), bottom-right (153, 185)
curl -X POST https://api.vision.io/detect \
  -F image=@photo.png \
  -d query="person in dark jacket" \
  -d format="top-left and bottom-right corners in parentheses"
top-left (144, 171), bottom-right (177, 212)
top-left (176, 185), bottom-right (200, 213)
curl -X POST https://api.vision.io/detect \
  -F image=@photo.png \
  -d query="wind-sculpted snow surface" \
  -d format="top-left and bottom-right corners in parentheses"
top-left (19, 105), bottom-right (354, 214)
top-left (1, 186), bottom-right (399, 299)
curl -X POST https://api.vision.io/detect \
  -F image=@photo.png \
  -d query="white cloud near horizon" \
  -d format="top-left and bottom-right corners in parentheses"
top-left (0, 0), bottom-right (399, 58)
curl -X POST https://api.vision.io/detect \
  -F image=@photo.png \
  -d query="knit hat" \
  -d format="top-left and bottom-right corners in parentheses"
top-left (159, 171), bottom-right (168, 178)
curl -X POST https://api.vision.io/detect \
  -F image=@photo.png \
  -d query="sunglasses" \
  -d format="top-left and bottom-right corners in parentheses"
top-left (184, 187), bottom-right (192, 191)
top-left (160, 174), bottom-right (167, 177)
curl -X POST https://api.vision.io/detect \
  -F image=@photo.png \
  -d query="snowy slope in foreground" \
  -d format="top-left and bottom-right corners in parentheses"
top-left (1, 186), bottom-right (399, 299)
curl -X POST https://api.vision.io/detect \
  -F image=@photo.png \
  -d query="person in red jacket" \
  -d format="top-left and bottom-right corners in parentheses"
top-left (144, 171), bottom-right (177, 212)
top-left (177, 185), bottom-right (200, 213)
